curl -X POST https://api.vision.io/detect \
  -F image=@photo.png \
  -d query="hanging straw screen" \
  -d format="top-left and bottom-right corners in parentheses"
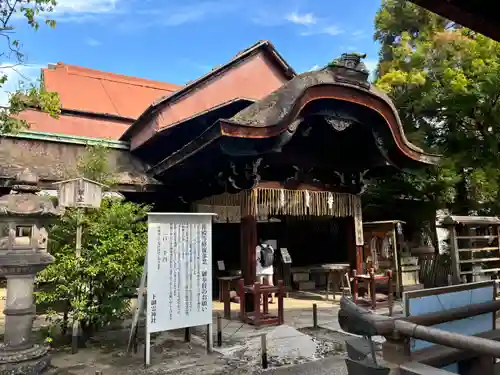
top-left (192, 188), bottom-right (360, 223)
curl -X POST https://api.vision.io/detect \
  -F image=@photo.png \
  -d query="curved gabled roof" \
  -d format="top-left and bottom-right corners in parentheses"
top-left (220, 67), bottom-right (440, 166)
top-left (148, 62), bottom-right (440, 178)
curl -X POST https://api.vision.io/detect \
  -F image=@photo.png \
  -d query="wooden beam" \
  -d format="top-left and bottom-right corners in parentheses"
top-left (410, 0), bottom-right (500, 43)
top-left (257, 180), bottom-right (337, 192)
top-left (0, 178), bottom-right (163, 193)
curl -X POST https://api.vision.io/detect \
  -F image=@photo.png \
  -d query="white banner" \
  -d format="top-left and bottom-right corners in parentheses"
top-left (146, 213), bottom-right (214, 333)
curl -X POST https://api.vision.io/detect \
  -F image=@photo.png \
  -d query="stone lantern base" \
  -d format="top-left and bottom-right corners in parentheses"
top-left (0, 251), bottom-right (55, 375)
top-left (0, 344), bottom-right (50, 375)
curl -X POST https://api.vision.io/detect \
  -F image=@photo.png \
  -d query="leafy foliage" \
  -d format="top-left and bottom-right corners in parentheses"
top-left (36, 199), bottom-right (149, 335)
top-left (67, 142), bottom-right (119, 187)
top-left (36, 144), bottom-right (150, 340)
top-left (370, 0), bottom-right (500, 215)
top-left (0, 0), bottom-right (60, 134)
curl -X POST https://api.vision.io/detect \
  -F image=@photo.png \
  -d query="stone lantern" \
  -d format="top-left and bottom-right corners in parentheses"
top-left (0, 170), bottom-right (61, 375)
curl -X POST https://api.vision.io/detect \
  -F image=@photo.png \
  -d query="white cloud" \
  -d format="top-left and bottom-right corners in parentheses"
top-left (163, 8), bottom-right (207, 26)
top-left (85, 38), bottom-right (101, 46)
top-left (309, 64), bottom-right (321, 71)
top-left (322, 25), bottom-right (343, 36)
top-left (0, 63), bottom-right (44, 106)
top-left (141, 1), bottom-right (242, 27)
top-left (284, 11), bottom-right (343, 37)
top-left (363, 59), bottom-right (378, 82)
top-left (300, 25), bottom-right (344, 37)
top-left (285, 12), bottom-right (317, 26)
top-left (24, 0), bottom-right (125, 23)
top-left (351, 29), bottom-right (369, 41)
top-left (54, 0), bottom-right (119, 14)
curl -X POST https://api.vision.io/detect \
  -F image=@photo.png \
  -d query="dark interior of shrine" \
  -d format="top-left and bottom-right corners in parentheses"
top-left (211, 216), bottom-right (351, 297)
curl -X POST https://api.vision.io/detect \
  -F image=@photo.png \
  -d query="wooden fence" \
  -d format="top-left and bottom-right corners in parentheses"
top-left (418, 253), bottom-right (452, 288)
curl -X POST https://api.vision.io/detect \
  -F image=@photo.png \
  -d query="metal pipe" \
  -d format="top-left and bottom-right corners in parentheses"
top-left (403, 299), bottom-right (500, 327)
top-left (394, 320), bottom-right (500, 358)
top-left (339, 297), bottom-right (500, 337)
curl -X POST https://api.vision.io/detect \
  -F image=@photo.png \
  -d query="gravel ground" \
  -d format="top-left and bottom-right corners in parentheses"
top-left (226, 326), bottom-right (350, 369)
top-left (43, 323), bottom-right (352, 374)
top-left (298, 327), bottom-right (350, 355)
top-left (45, 327), bottom-right (260, 375)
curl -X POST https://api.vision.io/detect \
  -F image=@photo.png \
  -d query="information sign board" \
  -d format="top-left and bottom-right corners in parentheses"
top-left (147, 213), bottom-right (214, 333)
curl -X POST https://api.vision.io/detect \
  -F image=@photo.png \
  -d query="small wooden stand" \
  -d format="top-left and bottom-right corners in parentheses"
top-left (353, 269), bottom-right (393, 312)
top-left (238, 279), bottom-right (284, 327)
top-left (218, 275), bottom-right (240, 319)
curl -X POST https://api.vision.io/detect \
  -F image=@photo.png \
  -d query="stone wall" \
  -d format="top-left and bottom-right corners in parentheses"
top-left (0, 137), bottom-right (160, 191)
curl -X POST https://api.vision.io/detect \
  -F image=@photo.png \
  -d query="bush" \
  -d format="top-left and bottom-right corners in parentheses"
top-left (36, 198), bottom-right (150, 339)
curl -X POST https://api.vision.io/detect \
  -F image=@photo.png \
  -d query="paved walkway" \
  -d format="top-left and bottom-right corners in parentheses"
top-left (0, 297), bottom-right (404, 374)
top-left (192, 298), bottom-right (404, 348)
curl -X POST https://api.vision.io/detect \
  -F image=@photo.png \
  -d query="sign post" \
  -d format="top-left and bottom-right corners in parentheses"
top-left (131, 212), bottom-right (215, 366)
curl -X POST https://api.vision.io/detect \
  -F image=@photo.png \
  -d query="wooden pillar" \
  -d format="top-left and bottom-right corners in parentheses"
top-left (449, 226), bottom-right (460, 285)
top-left (347, 217), bottom-right (363, 274)
top-left (240, 215), bottom-right (257, 285)
top-left (240, 190), bottom-right (258, 313)
top-left (353, 195), bottom-right (364, 274)
top-left (355, 246), bottom-right (363, 274)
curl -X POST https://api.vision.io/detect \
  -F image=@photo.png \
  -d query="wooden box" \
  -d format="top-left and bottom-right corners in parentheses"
top-left (54, 178), bottom-right (106, 209)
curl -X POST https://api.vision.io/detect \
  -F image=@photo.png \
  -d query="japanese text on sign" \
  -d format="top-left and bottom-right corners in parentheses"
top-left (146, 213), bottom-right (213, 333)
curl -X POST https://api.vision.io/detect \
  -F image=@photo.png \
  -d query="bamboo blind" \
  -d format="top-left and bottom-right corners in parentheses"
top-left (193, 188), bottom-right (359, 220)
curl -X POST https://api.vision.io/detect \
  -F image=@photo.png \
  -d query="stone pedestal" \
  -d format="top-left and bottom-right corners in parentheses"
top-left (0, 170), bottom-right (61, 374)
top-left (0, 252), bottom-right (54, 375)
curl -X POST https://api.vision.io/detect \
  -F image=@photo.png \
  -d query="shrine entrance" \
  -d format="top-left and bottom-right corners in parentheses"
top-left (137, 52), bottom-right (439, 317)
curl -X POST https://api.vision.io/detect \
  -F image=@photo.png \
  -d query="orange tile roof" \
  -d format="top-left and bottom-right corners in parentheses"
top-left (42, 62), bottom-right (182, 119)
top-left (17, 109), bottom-right (130, 140)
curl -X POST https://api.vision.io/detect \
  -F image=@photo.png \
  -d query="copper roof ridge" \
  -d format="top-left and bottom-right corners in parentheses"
top-left (158, 40), bottom-right (295, 104)
top-left (120, 40), bottom-right (296, 141)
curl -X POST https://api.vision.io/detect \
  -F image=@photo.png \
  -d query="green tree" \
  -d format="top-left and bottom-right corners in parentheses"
top-left (371, 0), bottom-right (500, 216)
top-left (71, 142), bottom-right (119, 187)
top-left (37, 198), bottom-right (149, 339)
top-left (36, 144), bottom-right (150, 341)
top-left (0, 0), bottom-right (60, 134)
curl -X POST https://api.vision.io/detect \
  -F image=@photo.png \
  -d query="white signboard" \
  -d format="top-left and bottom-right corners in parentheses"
top-left (146, 213), bottom-right (214, 333)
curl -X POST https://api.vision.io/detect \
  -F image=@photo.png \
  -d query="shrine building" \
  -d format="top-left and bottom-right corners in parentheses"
top-left (1, 40), bottom-right (439, 290)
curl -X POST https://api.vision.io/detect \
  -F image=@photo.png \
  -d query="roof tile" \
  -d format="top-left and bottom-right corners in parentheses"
top-left (17, 109), bottom-right (130, 140)
top-left (42, 62), bottom-right (182, 119)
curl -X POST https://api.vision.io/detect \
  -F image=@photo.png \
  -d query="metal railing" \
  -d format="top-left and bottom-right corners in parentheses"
top-left (339, 296), bottom-right (500, 374)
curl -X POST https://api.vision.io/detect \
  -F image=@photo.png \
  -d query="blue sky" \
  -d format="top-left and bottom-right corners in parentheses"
top-left (1, 0), bottom-right (382, 105)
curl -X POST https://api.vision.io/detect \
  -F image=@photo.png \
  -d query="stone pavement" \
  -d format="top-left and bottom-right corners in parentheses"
top-left (0, 297), bottom-right (404, 374)
top-left (264, 355), bottom-right (348, 375)
top-left (206, 298), bottom-right (404, 347)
